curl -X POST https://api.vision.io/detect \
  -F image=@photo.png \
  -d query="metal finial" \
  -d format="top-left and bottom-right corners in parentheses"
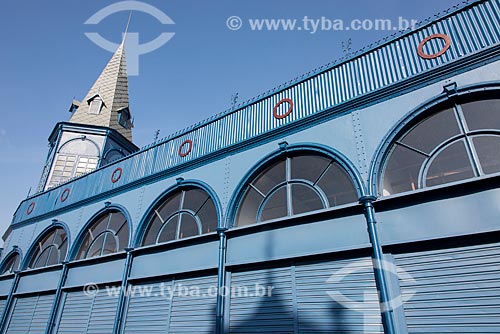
top-left (231, 93), bottom-right (239, 109)
top-left (342, 38), bottom-right (352, 56)
top-left (122, 11), bottom-right (133, 44)
top-left (154, 129), bottom-right (161, 142)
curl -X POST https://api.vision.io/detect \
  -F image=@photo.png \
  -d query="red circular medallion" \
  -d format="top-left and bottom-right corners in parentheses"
top-left (60, 188), bottom-right (70, 202)
top-left (111, 167), bottom-right (123, 183)
top-left (273, 98), bottom-right (294, 119)
top-left (417, 33), bottom-right (451, 60)
top-left (178, 140), bottom-right (193, 157)
top-left (26, 202), bottom-right (35, 215)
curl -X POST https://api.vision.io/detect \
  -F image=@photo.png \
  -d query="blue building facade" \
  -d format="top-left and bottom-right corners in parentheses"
top-left (1, 0), bottom-right (500, 332)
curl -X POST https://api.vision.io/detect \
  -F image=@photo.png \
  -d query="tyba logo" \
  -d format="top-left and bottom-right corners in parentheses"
top-left (85, 1), bottom-right (175, 76)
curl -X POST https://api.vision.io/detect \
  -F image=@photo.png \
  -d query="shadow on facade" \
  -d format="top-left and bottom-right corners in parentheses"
top-left (224, 233), bottom-right (356, 334)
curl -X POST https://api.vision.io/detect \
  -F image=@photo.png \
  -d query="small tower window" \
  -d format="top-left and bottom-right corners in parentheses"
top-left (68, 102), bottom-right (79, 114)
top-left (118, 108), bottom-right (131, 128)
top-left (88, 96), bottom-right (103, 115)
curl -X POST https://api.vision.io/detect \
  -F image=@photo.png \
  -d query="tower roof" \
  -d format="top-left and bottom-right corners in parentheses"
top-left (69, 40), bottom-right (133, 141)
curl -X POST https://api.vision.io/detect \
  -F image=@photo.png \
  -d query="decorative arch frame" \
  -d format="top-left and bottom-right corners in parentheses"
top-left (225, 142), bottom-right (367, 229)
top-left (133, 180), bottom-right (223, 247)
top-left (57, 136), bottom-right (101, 155)
top-left (102, 148), bottom-right (126, 163)
top-left (0, 247), bottom-right (23, 274)
top-left (368, 81), bottom-right (500, 196)
top-left (68, 203), bottom-right (133, 261)
top-left (21, 221), bottom-right (71, 270)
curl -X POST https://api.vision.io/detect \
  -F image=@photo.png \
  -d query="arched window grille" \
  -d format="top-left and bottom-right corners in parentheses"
top-left (236, 153), bottom-right (358, 227)
top-left (381, 97), bottom-right (500, 196)
top-left (0, 252), bottom-right (21, 275)
top-left (28, 227), bottom-right (68, 269)
top-left (142, 188), bottom-right (218, 246)
top-left (76, 210), bottom-right (129, 260)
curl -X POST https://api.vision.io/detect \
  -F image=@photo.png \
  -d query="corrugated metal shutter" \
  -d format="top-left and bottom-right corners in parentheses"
top-left (123, 275), bottom-right (217, 333)
top-left (394, 243), bottom-right (500, 333)
top-left (0, 298), bottom-right (7, 318)
top-left (295, 258), bottom-right (383, 333)
top-left (169, 275), bottom-right (217, 334)
top-left (57, 291), bottom-right (93, 332)
top-left (56, 289), bottom-right (120, 333)
top-left (229, 267), bottom-right (295, 333)
top-left (123, 281), bottom-right (173, 333)
top-left (6, 294), bottom-right (54, 333)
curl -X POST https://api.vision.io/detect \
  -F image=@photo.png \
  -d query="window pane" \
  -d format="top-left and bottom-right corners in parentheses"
top-left (473, 135), bottom-right (500, 174)
top-left (76, 235), bottom-right (92, 260)
top-left (157, 215), bottom-right (179, 243)
top-left (383, 145), bottom-right (426, 195)
top-left (179, 214), bottom-right (200, 239)
top-left (183, 189), bottom-right (209, 213)
top-left (108, 212), bottom-right (127, 233)
top-left (260, 186), bottom-right (287, 222)
top-left (12, 255), bottom-right (20, 273)
top-left (157, 192), bottom-right (182, 221)
top-left (32, 248), bottom-right (50, 269)
top-left (116, 225), bottom-right (129, 252)
top-left (53, 229), bottom-right (67, 248)
top-left (317, 163), bottom-right (358, 205)
top-left (2, 255), bottom-right (20, 275)
top-left (59, 239), bottom-right (68, 263)
top-left (197, 198), bottom-right (217, 233)
top-left (143, 215), bottom-right (163, 246)
top-left (46, 246), bottom-right (60, 266)
top-left (102, 233), bottom-right (118, 256)
top-left (90, 215), bottom-right (109, 237)
top-left (253, 160), bottom-right (286, 194)
top-left (38, 232), bottom-right (55, 251)
top-left (401, 108), bottom-right (460, 154)
top-left (461, 99), bottom-right (500, 131)
top-left (291, 184), bottom-right (324, 215)
top-left (87, 234), bottom-right (106, 258)
top-left (426, 140), bottom-right (475, 187)
top-left (236, 188), bottom-right (263, 226)
top-left (291, 155), bottom-right (331, 182)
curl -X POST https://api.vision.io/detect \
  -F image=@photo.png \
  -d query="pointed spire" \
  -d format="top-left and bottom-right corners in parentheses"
top-left (70, 24), bottom-right (133, 142)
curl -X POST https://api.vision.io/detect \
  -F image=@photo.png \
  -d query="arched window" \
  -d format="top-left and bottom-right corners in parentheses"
top-left (381, 97), bottom-right (500, 196)
top-left (48, 138), bottom-right (100, 189)
top-left (28, 227), bottom-right (68, 269)
top-left (236, 153), bottom-right (358, 227)
top-left (142, 188), bottom-right (218, 246)
top-left (0, 252), bottom-right (21, 275)
top-left (76, 210), bottom-right (129, 260)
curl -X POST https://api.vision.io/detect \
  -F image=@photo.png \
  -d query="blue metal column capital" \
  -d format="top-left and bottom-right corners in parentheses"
top-left (216, 227), bottom-right (228, 334)
top-left (359, 195), bottom-right (396, 334)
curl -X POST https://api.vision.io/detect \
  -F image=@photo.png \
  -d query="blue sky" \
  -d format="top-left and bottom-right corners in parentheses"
top-left (0, 0), bottom-right (463, 243)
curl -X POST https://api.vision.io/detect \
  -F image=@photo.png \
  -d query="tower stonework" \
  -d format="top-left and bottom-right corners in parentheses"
top-left (37, 41), bottom-right (138, 192)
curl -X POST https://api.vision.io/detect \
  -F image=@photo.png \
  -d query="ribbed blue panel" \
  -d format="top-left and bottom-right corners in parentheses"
top-left (230, 267), bottom-right (295, 333)
top-left (14, 0), bottom-right (500, 224)
top-left (87, 292), bottom-right (120, 334)
top-left (229, 258), bottom-right (382, 333)
top-left (169, 276), bottom-right (217, 334)
top-left (56, 290), bottom-right (119, 334)
top-left (295, 258), bottom-right (383, 333)
top-left (57, 291), bottom-right (94, 333)
top-left (6, 294), bottom-right (54, 333)
top-left (123, 281), bottom-right (173, 333)
top-left (124, 276), bottom-right (217, 333)
top-left (0, 298), bottom-right (6, 319)
top-left (394, 243), bottom-right (500, 333)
